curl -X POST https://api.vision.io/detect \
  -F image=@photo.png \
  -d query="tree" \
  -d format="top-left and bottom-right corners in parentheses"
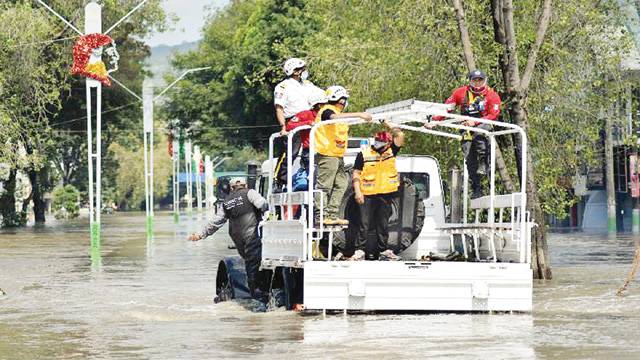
top-left (0, 2), bottom-right (67, 226)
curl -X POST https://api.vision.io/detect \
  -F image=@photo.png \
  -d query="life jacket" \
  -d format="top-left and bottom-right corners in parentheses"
top-left (314, 104), bottom-right (349, 157)
top-left (223, 188), bottom-right (260, 243)
top-left (360, 146), bottom-right (399, 195)
top-left (462, 89), bottom-right (487, 118)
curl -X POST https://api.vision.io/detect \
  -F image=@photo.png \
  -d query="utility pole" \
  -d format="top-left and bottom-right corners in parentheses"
top-left (193, 146), bottom-right (202, 219)
top-left (606, 107), bottom-right (617, 233)
top-left (204, 155), bottom-right (214, 213)
top-left (84, 2), bottom-right (103, 251)
top-left (172, 135), bottom-right (180, 223)
top-left (143, 78), bottom-right (154, 237)
top-left (185, 140), bottom-right (193, 217)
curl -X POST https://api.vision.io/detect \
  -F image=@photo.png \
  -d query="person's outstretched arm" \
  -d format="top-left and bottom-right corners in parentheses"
top-left (187, 213), bottom-right (228, 241)
top-left (330, 111), bottom-right (373, 122)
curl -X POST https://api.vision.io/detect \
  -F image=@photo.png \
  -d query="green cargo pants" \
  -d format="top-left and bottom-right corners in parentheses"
top-left (315, 154), bottom-right (348, 220)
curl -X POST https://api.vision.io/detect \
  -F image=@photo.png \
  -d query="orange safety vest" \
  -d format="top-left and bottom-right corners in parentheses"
top-left (314, 104), bottom-right (349, 157)
top-left (360, 146), bottom-right (399, 195)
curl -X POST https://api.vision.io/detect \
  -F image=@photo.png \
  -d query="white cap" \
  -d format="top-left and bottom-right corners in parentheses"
top-left (229, 177), bottom-right (247, 187)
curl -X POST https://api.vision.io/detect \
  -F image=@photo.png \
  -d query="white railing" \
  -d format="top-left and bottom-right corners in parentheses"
top-left (265, 99), bottom-right (531, 264)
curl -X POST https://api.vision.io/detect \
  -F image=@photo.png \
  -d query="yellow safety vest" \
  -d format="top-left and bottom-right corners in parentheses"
top-left (360, 146), bottom-right (399, 195)
top-left (314, 104), bottom-right (349, 157)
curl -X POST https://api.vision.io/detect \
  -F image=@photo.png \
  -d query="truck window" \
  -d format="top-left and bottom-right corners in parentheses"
top-left (401, 173), bottom-right (429, 200)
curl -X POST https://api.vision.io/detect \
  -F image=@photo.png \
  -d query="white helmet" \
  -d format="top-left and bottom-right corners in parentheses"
top-left (283, 58), bottom-right (306, 76)
top-left (325, 85), bottom-right (349, 102)
top-left (308, 89), bottom-right (328, 107)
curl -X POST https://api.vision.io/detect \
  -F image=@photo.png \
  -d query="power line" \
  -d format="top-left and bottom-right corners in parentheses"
top-left (51, 124), bottom-right (280, 133)
top-left (4, 35), bottom-right (78, 49)
top-left (50, 102), bottom-right (140, 127)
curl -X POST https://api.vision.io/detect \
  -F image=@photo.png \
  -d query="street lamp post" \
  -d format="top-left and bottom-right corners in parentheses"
top-left (185, 140), bottom-right (193, 217)
top-left (84, 2), bottom-right (102, 250)
top-left (172, 135), bottom-right (180, 223)
top-left (143, 79), bottom-right (154, 236)
top-left (204, 155), bottom-right (214, 213)
top-left (194, 145), bottom-right (203, 219)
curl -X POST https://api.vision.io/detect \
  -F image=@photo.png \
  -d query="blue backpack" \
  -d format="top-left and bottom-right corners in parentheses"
top-left (292, 168), bottom-right (308, 191)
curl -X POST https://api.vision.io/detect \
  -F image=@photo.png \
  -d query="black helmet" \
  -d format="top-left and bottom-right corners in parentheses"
top-left (468, 70), bottom-right (486, 80)
top-left (468, 70), bottom-right (487, 94)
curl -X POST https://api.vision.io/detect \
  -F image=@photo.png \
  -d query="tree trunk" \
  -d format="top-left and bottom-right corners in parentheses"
top-left (527, 150), bottom-right (552, 279)
top-left (0, 170), bottom-right (20, 227)
top-left (451, 0), bottom-right (476, 70)
top-left (511, 98), bottom-right (552, 279)
top-left (28, 168), bottom-right (47, 224)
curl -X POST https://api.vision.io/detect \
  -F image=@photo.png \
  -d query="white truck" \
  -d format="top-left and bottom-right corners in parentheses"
top-left (215, 99), bottom-right (534, 313)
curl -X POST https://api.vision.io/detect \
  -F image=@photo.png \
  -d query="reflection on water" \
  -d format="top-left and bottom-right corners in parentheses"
top-left (1, 212), bottom-right (639, 359)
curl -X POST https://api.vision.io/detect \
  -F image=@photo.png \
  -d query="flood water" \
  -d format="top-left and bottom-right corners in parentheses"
top-left (1, 212), bottom-right (639, 359)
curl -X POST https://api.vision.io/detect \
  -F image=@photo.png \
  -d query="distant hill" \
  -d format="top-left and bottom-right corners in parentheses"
top-left (147, 41), bottom-right (200, 86)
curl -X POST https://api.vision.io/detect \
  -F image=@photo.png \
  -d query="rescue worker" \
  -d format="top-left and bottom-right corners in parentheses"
top-left (352, 126), bottom-right (405, 261)
top-left (315, 85), bottom-right (373, 225)
top-left (428, 70), bottom-right (501, 198)
top-left (273, 58), bottom-right (322, 189)
top-left (187, 177), bottom-right (269, 299)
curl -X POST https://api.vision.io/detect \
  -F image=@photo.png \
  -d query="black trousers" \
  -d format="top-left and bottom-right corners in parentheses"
top-left (230, 227), bottom-right (263, 295)
top-left (461, 123), bottom-right (491, 196)
top-left (357, 193), bottom-right (395, 260)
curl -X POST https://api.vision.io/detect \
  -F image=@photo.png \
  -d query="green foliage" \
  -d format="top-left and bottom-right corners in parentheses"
top-left (0, 1), bottom-right (66, 170)
top-left (52, 184), bottom-right (80, 219)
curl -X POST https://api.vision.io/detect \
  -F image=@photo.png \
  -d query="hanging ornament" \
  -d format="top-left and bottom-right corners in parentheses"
top-left (71, 33), bottom-right (120, 86)
top-left (168, 134), bottom-right (174, 157)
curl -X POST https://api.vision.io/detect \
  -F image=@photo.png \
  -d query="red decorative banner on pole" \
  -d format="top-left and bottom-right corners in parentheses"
top-left (71, 33), bottom-right (119, 86)
top-left (168, 134), bottom-right (174, 157)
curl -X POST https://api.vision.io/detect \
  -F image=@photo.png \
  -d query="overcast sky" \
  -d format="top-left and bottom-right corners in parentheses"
top-left (145, 0), bottom-right (230, 47)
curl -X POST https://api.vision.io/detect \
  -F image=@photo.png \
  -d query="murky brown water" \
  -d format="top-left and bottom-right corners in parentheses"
top-left (1, 213), bottom-right (639, 359)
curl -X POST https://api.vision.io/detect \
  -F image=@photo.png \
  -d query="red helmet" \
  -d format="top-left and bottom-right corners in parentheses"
top-left (374, 131), bottom-right (392, 143)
